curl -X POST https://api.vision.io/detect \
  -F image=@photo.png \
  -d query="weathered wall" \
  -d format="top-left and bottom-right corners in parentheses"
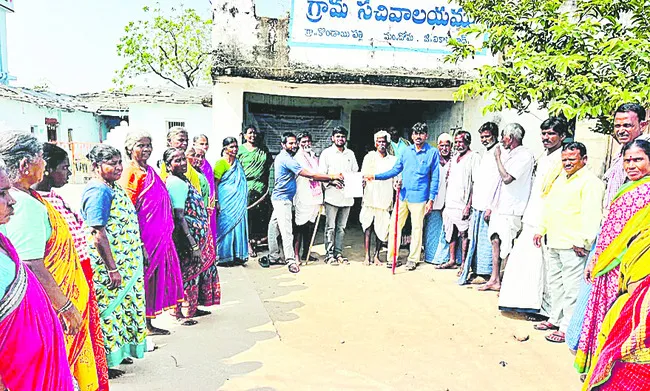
top-left (0, 97), bottom-right (102, 142)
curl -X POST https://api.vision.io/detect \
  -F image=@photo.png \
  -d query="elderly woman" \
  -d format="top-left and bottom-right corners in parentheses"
top-left (163, 148), bottom-right (220, 325)
top-left (160, 126), bottom-right (203, 194)
top-left (0, 132), bottom-right (102, 390)
top-left (33, 143), bottom-right (110, 390)
top-left (186, 146), bottom-right (211, 208)
top-left (81, 144), bottom-right (147, 379)
top-left (215, 137), bottom-right (249, 266)
top-left (119, 130), bottom-right (184, 336)
top-left (581, 139), bottom-right (650, 390)
top-left (0, 159), bottom-right (75, 391)
top-left (193, 134), bottom-right (217, 249)
top-left (238, 125), bottom-right (272, 256)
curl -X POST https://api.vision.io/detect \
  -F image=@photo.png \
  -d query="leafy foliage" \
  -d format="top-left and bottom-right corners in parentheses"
top-left (445, 0), bottom-right (650, 133)
top-left (114, 4), bottom-right (212, 89)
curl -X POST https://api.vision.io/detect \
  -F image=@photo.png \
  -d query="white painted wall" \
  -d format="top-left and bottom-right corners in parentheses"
top-left (0, 97), bottom-right (101, 142)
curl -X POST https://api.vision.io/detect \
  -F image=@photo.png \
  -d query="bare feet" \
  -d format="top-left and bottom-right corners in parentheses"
top-left (434, 260), bottom-right (458, 270)
top-left (477, 282), bottom-right (501, 291)
top-left (373, 255), bottom-right (382, 266)
top-left (363, 257), bottom-right (371, 266)
top-left (108, 369), bottom-right (125, 379)
top-left (457, 263), bottom-right (465, 277)
top-left (192, 309), bottom-right (211, 318)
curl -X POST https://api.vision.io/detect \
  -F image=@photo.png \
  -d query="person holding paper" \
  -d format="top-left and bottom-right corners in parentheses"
top-left (319, 126), bottom-right (360, 265)
top-left (360, 130), bottom-right (397, 266)
top-left (365, 122), bottom-right (440, 271)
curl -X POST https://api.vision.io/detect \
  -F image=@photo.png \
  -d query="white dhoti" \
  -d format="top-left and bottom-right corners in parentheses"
top-left (294, 201), bottom-right (320, 226)
top-left (359, 206), bottom-right (391, 242)
top-left (442, 207), bottom-right (470, 242)
top-left (498, 224), bottom-right (549, 315)
top-left (487, 214), bottom-right (522, 259)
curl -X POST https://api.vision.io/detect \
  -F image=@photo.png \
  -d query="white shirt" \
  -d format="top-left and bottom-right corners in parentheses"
top-left (492, 145), bottom-right (535, 216)
top-left (319, 145), bottom-right (359, 207)
top-left (432, 161), bottom-right (449, 210)
top-left (361, 151), bottom-right (397, 210)
top-left (445, 151), bottom-right (479, 210)
top-left (294, 149), bottom-right (323, 206)
top-left (522, 148), bottom-right (562, 226)
top-left (472, 145), bottom-right (500, 211)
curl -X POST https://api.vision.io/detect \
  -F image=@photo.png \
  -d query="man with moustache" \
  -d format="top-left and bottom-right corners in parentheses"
top-left (435, 131), bottom-right (479, 272)
top-left (499, 117), bottom-right (569, 317)
top-left (478, 123), bottom-right (535, 292)
top-left (319, 126), bottom-right (359, 265)
top-left (458, 122), bottom-right (501, 284)
top-left (533, 142), bottom-right (604, 343)
top-left (424, 133), bottom-right (452, 264)
top-left (261, 132), bottom-right (341, 274)
top-left (292, 132), bottom-right (323, 262)
top-left (365, 122), bottom-right (440, 271)
top-left (359, 130), bottom-right (397, 266)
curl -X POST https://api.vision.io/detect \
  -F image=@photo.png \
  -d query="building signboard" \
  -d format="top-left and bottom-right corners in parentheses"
top-left (0, 0), bottom-right (14, 12)
top-left (289, 0), bottom-right (485, 55)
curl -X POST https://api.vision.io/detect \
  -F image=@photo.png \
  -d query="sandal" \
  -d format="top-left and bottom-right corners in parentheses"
top-left (545, 331), bottom-right (565, 343)
top-left (337, 256), bottom-right (349, 265)
top-left (534, 321), bottom-right (559, 331)
top-left (327, 257), bottom-right (340, 266)
top-left (405, 261), bottom-right (417, 271)
top-left (193, 309), bottom-right (211, 318)
top-left (248, 240), bottom-right (258, 258)
top-left (525, 314), bottom-right (549, 322)
top-left (258, 256), bottom-right (270, 268)
top-left (434, 261), bottom-right (458, 270)
top-left (288, 262), bottom-right (300, 274)
top-left (179, 319), bottom-right (198, 326)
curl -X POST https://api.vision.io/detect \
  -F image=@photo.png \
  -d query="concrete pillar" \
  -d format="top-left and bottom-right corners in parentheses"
top-left (211, 79), bottom-right (245, 161)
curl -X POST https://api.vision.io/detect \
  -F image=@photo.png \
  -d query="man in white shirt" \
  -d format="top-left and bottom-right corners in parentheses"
top-left (424, 133), bottom-right (452, 264)
top-left (319, 126), bottom-right (359, 265)
top-left (293, 132), bottom-right (323, 262)
top-left (436, 131), bottom-right (480, 272)
top-left (360, 130), bottom-right (397, 266)
top-left (458, 122), bottom-right (500, 284)
top-left (479, 123), bottom-right (535, 292)
top-left (499, 117), bottom-right (568, 317)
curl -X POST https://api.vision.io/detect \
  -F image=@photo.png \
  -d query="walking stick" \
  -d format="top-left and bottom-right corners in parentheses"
top-left (392, 186), bottom-right (401, 275)
top-left (304, 205), bottom-right (324, 265)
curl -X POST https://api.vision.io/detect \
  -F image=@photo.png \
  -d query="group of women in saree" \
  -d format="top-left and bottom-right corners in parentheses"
top-left (560, 138), bottom-right (650, 390)
top-left (0, 128), bottom-right (228, 390)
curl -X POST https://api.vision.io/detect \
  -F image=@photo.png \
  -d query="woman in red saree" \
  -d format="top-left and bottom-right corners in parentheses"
top-left (119, 130), bottom-right (184, 335)
top-left (0, 160), bottom-right (75, 391)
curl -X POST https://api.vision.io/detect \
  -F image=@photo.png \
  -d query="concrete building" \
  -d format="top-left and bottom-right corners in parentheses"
top-left (211, 0), bottom-right (612, 173)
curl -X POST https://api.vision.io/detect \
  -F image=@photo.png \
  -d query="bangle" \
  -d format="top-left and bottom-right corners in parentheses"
top-left (57, 300), bottom-right (73, 315)
top-left (191, 244), bottom-right (199, 251)
top-left (107, 267), bottom-right (118, 273)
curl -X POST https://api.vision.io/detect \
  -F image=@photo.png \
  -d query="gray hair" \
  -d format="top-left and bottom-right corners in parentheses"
top-left (502, 123), bottom-right (525, 141)
top-left (87, 144), bottom-right (121, 166)
top-left (193, 134), bottom-right (209, 143)
top-left (0, 131), bottom-right (44, 182)
top-left (167, 126), bottom-right (188, 146)
top-left (124, 129), bottom-right (152, 158)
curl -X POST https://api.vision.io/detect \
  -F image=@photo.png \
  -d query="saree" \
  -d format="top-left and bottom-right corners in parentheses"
top-left (583, 226), bottom-right (650, 390)
top-left (30, 191), bottom-right (99, 391)
top-left (217, 160), bottom-right (249, 264)
top-left (120, 163), bottom-right (184, 318)
top-left (160, 161), bottom-right (203, 196)
top-left (423, 210), bottom-right (443, 263)
top-left (575, 177), bottom-right (650, 374)
top-left (201, 159), bottom-right (218, 250)
top-left (458, 208), bottom-right (493, 284)
top-left (39, 190), bottom-right (109, 391)
top-left (84, 182), bottom-right (147, 368)
top-left (238, 144), bottom-right (271, 238)
top-left (0, 233), bottom-right (75, 391)
top-left (173, 180), bottom-right (221, 318)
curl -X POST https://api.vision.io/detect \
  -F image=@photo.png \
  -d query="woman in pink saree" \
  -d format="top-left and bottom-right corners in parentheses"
top-left (193, 134), bottom-right (217, 251)
top-left (0, 160), bottom-right (75, 391)
top-left (119, 130), bottom-right (184, 335)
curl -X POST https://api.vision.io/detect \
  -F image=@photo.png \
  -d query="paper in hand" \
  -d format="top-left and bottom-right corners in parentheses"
top-left (343, 172), bottom-right (364, 198)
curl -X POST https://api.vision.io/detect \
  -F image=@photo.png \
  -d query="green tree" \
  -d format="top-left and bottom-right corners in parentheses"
top-left (445, 0), bottom-right (650, 133)
top-left (114, 5), bottom-right (212, 89)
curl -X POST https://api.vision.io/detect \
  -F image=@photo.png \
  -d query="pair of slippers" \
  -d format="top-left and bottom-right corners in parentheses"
top-left (258, 256), bottom-right (300, 273)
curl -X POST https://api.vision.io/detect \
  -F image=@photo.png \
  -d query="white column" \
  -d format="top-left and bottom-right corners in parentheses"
top-left (210, 79), bottom-right (245, 162)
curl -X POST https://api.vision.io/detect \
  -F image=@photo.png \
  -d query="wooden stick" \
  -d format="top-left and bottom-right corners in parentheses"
top-left (392, 187), bottom-right (401, 275)
top-left (304, 205), bottom-right (323, 265)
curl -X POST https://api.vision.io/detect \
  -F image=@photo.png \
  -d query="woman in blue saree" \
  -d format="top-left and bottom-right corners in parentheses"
top-left (214, 137), bottom-right (249, 266)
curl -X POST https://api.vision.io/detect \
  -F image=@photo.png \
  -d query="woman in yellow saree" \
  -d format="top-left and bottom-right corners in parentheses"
top-left (0, 132), bottom-right (103, 390)
top-left (583, 139), bottom-right (650, 390)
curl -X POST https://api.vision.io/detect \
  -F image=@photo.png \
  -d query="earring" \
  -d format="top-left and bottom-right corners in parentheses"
top-left (24, 170), bottom-right (29, 175)
top-left (44, 171), bottom-right (50, 176)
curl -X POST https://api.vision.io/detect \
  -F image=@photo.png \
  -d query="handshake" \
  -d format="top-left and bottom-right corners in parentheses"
top-left (329, 173), bottom-right (344, 189)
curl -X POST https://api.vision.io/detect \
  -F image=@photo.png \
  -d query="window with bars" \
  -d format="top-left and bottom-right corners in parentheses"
top-left (166, 120), bottom-right (186, 129)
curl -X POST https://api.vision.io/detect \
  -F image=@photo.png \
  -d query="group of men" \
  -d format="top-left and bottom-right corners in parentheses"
top-left (260, 103), bottom-right (646, 346)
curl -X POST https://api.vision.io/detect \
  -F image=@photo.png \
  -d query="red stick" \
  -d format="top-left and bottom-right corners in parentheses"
top-left (392, 187), bottom-right (400, 275)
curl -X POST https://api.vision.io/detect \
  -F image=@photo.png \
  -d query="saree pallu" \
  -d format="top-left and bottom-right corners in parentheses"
top-left (217, 160), bottom-right (249, 264)
top-left (30, 191), bottom-right (99, 391)
top-left (160, 162), bottom-right (203, 196)
top-left (202, 159), bottom-right (218, 250)
top-left (583, 228), bottom-right (650, 390)
top-left (576, 177), bottom-right (650, 374)
top-left (122, 164), bottom-right (184, 318)
top-left (174, 182), bottom-right (221, 318)
top-left (40, 191), bottom-right (109, 391)
top-left (238, 145), bottom-right (271, 238)
top-left (0, 233), bottom-right (75, 391)
top-left (458, 208), bottom-right (493, 284)
top-left (86, 184), bottom-right (147, 368)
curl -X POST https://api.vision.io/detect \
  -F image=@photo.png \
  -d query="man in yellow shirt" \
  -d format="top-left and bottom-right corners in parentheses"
top-left (533, 142), bottom-right (605, 344)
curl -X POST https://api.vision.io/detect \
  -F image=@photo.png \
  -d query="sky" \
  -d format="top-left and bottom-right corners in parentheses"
top-left (5, 0), bottom-right (223, 94)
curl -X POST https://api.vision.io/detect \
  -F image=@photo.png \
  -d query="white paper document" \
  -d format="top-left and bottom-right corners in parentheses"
top-left (343, 172), bottom-right (364, 198)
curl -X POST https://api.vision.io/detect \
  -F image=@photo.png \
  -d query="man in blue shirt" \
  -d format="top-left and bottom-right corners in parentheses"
top-left (365, 122), bottom-right (440, 271)
top-left (260, 132), bottom-right (341, 273)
